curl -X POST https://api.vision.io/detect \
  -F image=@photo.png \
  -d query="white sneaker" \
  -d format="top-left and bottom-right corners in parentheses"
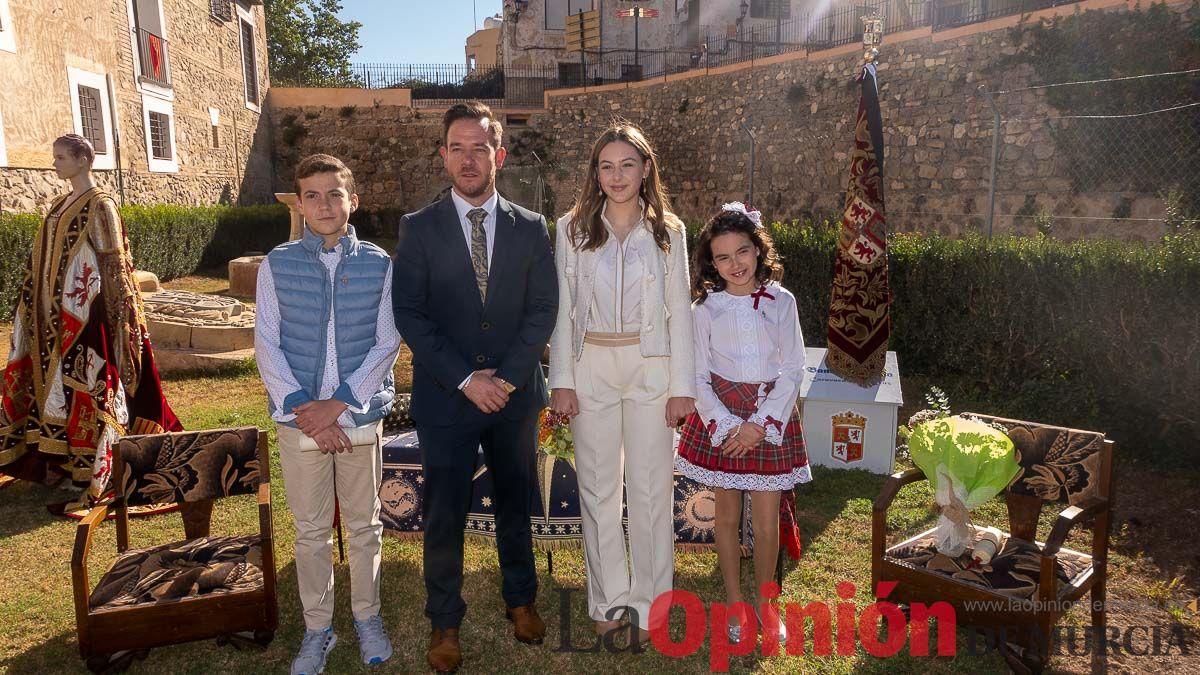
top-left (353, 614), bottom-right (393, 666)
top-left (727, 620), bottom-right (743, 643)
top-left (291, 627), bottom-right (337, 675)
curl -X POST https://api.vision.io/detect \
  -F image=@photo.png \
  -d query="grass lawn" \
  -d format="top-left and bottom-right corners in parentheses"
top-left (0, 273), bottom-right (1197, 673)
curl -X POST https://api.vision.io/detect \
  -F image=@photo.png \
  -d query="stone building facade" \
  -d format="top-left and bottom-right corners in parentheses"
top-left (466, 14), bottom-right (504, 69)
top-left (502, 0), bottom-right (677, 73)
top-left (0, 0), bottom-right (274, 213)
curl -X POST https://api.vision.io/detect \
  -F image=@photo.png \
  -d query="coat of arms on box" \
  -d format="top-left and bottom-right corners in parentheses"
top-left (831, 410), bottom-right (867, 464)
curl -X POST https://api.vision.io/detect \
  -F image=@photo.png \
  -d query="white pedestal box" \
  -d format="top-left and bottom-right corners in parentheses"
top-left (797, 348), bottom-right (903, 475)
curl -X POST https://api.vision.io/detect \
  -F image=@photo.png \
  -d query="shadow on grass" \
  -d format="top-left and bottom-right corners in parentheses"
top-left (159, 358), bottom-right (259, 382)
top-left (0, 479), bottom-right (81, 540)
top-left (0, 519), bottom-right (1011, 675)
top-left (780, 465), bottom-right (903, 582)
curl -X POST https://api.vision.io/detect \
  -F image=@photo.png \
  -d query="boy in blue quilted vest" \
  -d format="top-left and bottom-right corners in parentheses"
top-left (254, 154), bottom-right (400, 675)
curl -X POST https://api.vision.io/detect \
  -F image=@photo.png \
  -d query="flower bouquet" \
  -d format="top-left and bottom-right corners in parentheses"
top-left (898, 387), bottom-right (1020, 557)
top-left (537, 408), bottom-right (575, 464)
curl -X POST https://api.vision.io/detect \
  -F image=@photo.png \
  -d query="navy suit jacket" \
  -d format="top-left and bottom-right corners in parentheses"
top-left (392, 192), bottom-right (557, 425)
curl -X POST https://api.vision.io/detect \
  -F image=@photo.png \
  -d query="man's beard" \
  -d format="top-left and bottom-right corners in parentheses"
top-left (453, 172), bottom-right (495, 199)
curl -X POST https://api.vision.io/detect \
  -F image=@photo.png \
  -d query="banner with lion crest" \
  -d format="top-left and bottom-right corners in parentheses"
top-left (826, 61), bottom-right (890, 387)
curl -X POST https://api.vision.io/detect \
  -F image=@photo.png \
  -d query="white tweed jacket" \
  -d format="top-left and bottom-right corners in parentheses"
top-left (548, 212), bottom-right (697, 398)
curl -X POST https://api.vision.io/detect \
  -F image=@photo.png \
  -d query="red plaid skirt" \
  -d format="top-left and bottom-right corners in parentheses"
top-left (677, 373), bottom-right (810, 480)
top-left (675, 373), bottom-right (809, 560)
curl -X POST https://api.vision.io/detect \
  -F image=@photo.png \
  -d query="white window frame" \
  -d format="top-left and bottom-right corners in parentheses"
top-left (545, 0), bottom-right (593, 31)
top-left (141, 94), bottom-right (178, 173)
top-left (0, 108), bottom-right (8, 167)
top-left (0, 0), bottom-right (16, 54)
top-left (236, 2), bottom-right (261, 112)
top-left (124, 0), bottom-right (173, 100)
top-left (67, 67), bottom-right (116, 171)
top-left (208, 106), bottom-right (220, 148)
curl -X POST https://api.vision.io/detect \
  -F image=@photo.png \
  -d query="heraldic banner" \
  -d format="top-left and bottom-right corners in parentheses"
top-left (826, 60), bottom-right (891, 387)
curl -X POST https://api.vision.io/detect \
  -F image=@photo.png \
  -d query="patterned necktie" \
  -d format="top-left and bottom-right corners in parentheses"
top-left (467, 207), bottom-right (489, 301)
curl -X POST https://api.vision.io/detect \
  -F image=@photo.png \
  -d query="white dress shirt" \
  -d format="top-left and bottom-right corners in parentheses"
top-left (589, 200), bottom-right (646, 333)
top-left (255, 245), bottom-right (401, 428)
top-left (450, 188), bottom-right (499, 390)
top-left (693, 282), bottom-right (806, 445)
top-left (450, 188), bottom-right (498, 266)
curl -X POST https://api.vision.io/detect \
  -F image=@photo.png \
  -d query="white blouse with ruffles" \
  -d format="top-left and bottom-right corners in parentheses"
top-left (692, 281), bottom-right (806, 446)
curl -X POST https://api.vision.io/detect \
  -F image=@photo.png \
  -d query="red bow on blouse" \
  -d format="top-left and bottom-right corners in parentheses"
top-left (751, 285), bottom-right (775, 309)
top-left (763, 415), bottom-right (783, 432)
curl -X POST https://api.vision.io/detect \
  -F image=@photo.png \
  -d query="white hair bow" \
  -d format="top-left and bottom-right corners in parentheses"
top-left (721, 201), bottom-right (763, 228)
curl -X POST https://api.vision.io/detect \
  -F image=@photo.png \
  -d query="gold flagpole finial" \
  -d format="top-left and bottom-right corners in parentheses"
top-left (861, 14), bottom-right (883, 64)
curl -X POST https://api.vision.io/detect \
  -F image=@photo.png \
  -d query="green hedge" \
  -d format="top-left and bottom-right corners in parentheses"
top-left (768, 222), bottom-right (1200, 468)
top-left (0, 204), bottom-right (289, 322)
top-left (198, 203), bottom-right (291, 267)
top-left (0, 213), bottom-right (40, 322)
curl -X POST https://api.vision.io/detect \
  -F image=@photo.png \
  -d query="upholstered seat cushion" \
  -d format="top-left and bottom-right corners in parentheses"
top-left (90, 535), bottom-right (263, 610)
top-left (886, 527), bottom-right (1092, 600)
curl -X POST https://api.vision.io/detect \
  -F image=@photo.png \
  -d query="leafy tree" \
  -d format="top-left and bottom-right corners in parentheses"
top-left (265, 0), bottom-right (363, 87)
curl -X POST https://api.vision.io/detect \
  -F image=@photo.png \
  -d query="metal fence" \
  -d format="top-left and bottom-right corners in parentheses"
top-left (972, 70), bottom-right (1200, 236)
top-left (350, 63), bottom-right (550, 108)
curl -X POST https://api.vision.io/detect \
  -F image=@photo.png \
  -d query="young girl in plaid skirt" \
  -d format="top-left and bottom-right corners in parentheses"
top-left (675, 204), bottom-right (812, 645)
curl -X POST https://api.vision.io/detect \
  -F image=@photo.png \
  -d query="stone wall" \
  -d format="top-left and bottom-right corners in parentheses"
top-left (265, 0), bottom-right (1186, 240)
top-left (268, 88), bottom-right (555, 215)
top-left (269, 95), bottom-right (448, 212)
top-left (0, 0), bottom-right (274, 213)
top-left (534, 0), bottom-right (1185, 239)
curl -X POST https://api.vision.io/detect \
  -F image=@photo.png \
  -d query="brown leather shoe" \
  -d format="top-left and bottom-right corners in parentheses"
top-left (426, 628), bottom-right (461, 673)
top-left (505, 604), bottom-right (546, 644)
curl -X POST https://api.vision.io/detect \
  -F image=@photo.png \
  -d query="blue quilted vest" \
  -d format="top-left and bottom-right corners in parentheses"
top-left (266, 225), bottom-right (395, 427)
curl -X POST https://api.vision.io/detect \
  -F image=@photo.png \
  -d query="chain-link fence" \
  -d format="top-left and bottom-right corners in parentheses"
top-left (979, 69), bottom-right (1200, 238)
top-left (871, 68), bottom-right (1199, 239)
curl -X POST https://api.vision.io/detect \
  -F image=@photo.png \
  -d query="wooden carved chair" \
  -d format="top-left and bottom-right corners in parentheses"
top-left (71, 427), bottom-right (277, 673)
top-left (872, 414), bottom-right (1114, 674)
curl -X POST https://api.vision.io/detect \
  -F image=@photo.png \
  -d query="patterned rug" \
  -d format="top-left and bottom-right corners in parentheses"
top-left (380, 430), bottom-right (753, 552)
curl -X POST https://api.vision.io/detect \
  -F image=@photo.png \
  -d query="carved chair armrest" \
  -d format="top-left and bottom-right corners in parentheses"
top-left (71, 504), bottom-right (111, 573)
top-left (71, 503), bottom-right (111, 621)
top-left (872, 468), bottom-right (928, 578)
top-left (1042, 496), bottom-right (1108, 558)
top-left (257, 482), bottom-right (273, 541)
top-left (873, 468), bottom-right (927, 514)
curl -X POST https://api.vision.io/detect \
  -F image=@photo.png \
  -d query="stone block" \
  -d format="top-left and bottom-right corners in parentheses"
top-left (228, 255), bottom-right (265, 300)
top-left (147, 321), bottom-right (192, 350)
top-left (134, 270), bottom-right (161, 294)
top-left (190, 325), bottom-right (256, 352)
top-left (153, 347), bottom-right (256, 374)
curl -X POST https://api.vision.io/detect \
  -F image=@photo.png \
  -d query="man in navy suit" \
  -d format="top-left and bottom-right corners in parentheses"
top-left (392, 101), bottom-right (557, 673)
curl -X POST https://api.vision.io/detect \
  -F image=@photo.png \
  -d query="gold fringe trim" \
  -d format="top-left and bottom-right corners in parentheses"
top-left (825, 345), bottom-right (886, 387)
top-left (534, 538), bottom-right (582, 553)
top-left (382, 530), bottom-right (425, 541)
top-left (465, 532), bottom-right (497, 547)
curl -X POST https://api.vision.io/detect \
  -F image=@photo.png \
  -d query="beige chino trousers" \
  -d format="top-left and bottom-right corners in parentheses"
top-left (571, 340), bottom-right (675, 630)
top-left (276, 421), bottom-right (384, 631)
